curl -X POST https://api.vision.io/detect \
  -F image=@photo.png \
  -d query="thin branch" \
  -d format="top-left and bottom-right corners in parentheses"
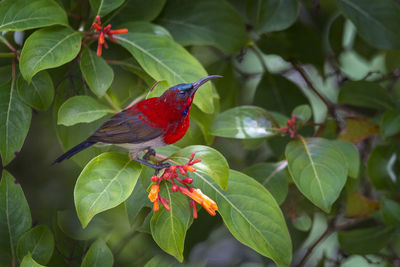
top-left (0, 36), bottom-right (20, 60)
top-left (250, 46), bottom-right (268, 72)
top-left (290, 60), bottom-right (334, 112)
top-left (296, 218), bottom-right (365, 267)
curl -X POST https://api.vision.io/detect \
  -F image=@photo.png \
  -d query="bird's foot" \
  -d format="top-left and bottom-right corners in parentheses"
top-left (143, 148), bottom-right (156, 161)
top-left (135, 158), bottom-right (170, 171)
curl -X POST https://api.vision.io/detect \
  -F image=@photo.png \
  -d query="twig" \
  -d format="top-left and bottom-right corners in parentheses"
top-left (296, 218), bottom-right (365, 267)
top-left (290, 60), bottom-right (334, 112)
top-left (250, 46), bottom-right (268, 72)
top-left (0, 36), bottom-right (20, 61)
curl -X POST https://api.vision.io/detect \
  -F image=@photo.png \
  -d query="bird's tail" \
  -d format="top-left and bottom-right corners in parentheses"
top-left (53, 141), bottom-right (95, 164)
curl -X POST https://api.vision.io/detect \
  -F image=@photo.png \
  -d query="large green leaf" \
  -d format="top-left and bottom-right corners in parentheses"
top-left (150, 183), bottom-right (192, 262)
top-left (336, 0), bottom-right (400, 49)
top-left (254, 73), bottom-right (308, 116)
top-left (74, 152), bottom-right (141, 228)
top-left (116, 32), bottom-right (214, 113)
top-left (170, 145), bottom-right (229, 190)
top-left (17, 71), bottom-right (54, 111)
top-left (0, 80), bottom-right (32, 166)
top-left (16, 225), bottom-right (54, 265)
top-left (338, 81), bottom-right (394, 110)
top-left (81, 239), bottom-right (114, 267)
top-left (338, 226), bottom-right (395, 255)
top-left (89, 0), bottom-right (124, 16)
top-left (80, 48), bottom-right (114, 97)
top-left (57, 96), bottom-right (111, 126)
top-left (243, 161), bottom-right (289, 205)
top-left (158, 0), bottom-right (248, 54)
top-left (20, 253), bottom-right (45, 267)
top-left (246, 0), bottom-right (298, 33)
top-left (0, 171), bottom-right (32, 266)
top-left (20, 27), bottom-right (82, 83)
top-left (179, 169), bottom-right (292, 267)
top-left (210, 106), bottom-right (280, 139)
top-left (285, 137), bottom-right (348, 212)
top-left (126, 180), bottom-right (151, 225)
top-left (0, 0), bottom-right (67, 31)
top-left (381, 199), bottom-right (400, 227)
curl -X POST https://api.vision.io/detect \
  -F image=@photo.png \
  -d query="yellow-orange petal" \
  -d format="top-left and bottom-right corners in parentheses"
top-left (185, 165), bottom-right (196, 172)
top-left (180, 187), bottom-right (203, 204)
top-left (148, 184), bottom-right (159, 202)
top-left (193, 189), bottom-right (218, 216)
top-left (153, 200), bottom-right (159, 211)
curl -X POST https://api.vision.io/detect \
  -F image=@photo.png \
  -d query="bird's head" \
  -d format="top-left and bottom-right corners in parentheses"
top-left (160, 75), bottom-right (222, 117)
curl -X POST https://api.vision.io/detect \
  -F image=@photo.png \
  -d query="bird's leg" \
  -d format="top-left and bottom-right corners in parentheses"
top-left (132, 149), bottom-right (171, 170)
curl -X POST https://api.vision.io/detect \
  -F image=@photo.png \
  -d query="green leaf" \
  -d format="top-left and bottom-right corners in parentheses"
top-left (185, 169), bottom-right (292, 267)
top-left (57, 96), bottom-right (111, 126)
top-left (336, 0), bottom-right (400, 49)
top-left (112, 0), bottom-right (166, 22)
top-left (20, 253), bottom-right (45, 267)
top-left (381, 199), bottom-right (400, 227)
top-left (0, 171), bottom-right (32, 266)
top-left (17, 225), bottom-right (54, 265)
top-left (254, 73), bottom-right (308, 116)
top-left (0, 80), bottom-right (32, 166)
top-left (20, 26), bottom-right (82, 83)
top-left (150, 183), bottom-right (192, 262)
top-left (332, 140), bottom-right (360, 178)
top-left (338, 226), bottom-right (395, 255)
top-left (380, 109), bottom-right (400, 138)
top-left (158, 0), bottom-right (248, 54)
top-left (144, 255), bottom-right (180, 267)
top-left (80, 47), bottom-right (114, 97)
top-left (210, 106), bottom-right (280, 139)
top-left (243, 161), bottom-right (289, 205)
top-left (17, 71), bottom-right (54, 111)
top-left (246, 0), bottom-right (298, 33)
top-left (74, 152), bottom-right (141, 228)
top-left (89, 0), bottom-right (124, 16)
top-left (285, 137), bottom-right (348, 212)
top-left (367, 145), bottom-right (397, 190)
top-left (81, 239), bottom-right (114, 267)
top-left (338, 81), bottom-right (394, 110)
top-left (0, 0), bottom-right (67, 31)
top-left (120, 22), bottom-right (172, 39)
top-left (170, 145), bottom-right (229, 190)
top-left (116, 32), bottom-right (214, 114)
top-left (293, 105), bottom-right (312, 123)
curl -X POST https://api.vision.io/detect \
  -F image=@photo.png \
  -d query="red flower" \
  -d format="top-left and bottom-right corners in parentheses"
top-left (91, 16), bottom-right (128, 56)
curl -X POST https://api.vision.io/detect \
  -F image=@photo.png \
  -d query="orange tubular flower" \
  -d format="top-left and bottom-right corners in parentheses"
top-left (148, 184), bottom-right (159, 202)
top-left (180, 187), bottom-right (218, 216)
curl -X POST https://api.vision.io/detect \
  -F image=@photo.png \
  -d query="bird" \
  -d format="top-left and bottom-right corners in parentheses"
top-left (53, 75), bottom-right (222, 169)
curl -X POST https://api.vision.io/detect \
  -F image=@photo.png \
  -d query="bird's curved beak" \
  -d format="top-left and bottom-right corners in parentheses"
top-left (191, 75), bottom-right (222, 95)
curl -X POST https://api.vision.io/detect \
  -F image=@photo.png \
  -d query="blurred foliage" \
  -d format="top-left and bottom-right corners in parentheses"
top-left (1, 0), bottom-right (400, 266)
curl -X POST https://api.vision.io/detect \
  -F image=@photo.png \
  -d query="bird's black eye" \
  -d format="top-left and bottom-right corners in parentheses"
top-left (179, 90), bottom-right (186, 95)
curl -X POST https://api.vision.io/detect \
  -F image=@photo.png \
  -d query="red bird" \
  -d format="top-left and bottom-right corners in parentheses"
top-left (53, 75), bottom-right (221, 168)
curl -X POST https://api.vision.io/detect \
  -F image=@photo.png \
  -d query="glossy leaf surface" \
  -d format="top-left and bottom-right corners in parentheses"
top-left (0, 0), bottom-right (67, 31)
top-left (211, 106), bottom-right (280, 139)
top-left (20, 27), bottom-right (82, 82)
top-left (16, 225), bottom-right (54, 265)
top-left (0, 171), bottom-right (32, 266)
top-left (74, 152), bottom-right (141, 228)
top-left (80, 47), bottom-right (114, 97)
top-left (57, 96), bottom-right (110, 126)
top-left (0, 80), bottom-right (32, 166)
top-left (285, 137), bottom-right (348, 212)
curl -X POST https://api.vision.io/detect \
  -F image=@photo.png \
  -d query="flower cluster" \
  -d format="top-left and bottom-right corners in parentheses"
top-left (148, 153), bottom-right (218, 218)
top-left (280, 114), bottom-right (297, 138)
top-left (91, 16), bottom-right (128, 56)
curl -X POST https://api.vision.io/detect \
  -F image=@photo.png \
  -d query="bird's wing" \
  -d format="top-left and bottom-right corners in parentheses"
top-left (87, 110), bottom-right (163, 144)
